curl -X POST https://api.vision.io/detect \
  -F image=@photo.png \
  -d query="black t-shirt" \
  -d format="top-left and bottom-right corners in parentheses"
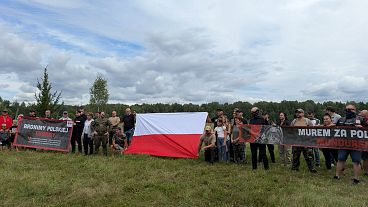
top-left (73, 115), bottom-right (86, 134)
top-left (121, 114), bottom-right (135, 132)
top-left (249, 116), bottom-right (268, 125)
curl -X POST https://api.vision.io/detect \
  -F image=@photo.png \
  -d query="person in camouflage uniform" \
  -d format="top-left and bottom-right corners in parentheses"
top-left (91, 112), bottom-right (111, 156)
top-left (291, 109), bottom-right (316, 173)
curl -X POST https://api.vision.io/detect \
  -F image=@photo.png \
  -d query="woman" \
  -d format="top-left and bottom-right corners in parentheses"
top-left (277, 112), bottom-right (291, 166)
top-left (214, 119), bottom-right (227, 161)
top-left (231, 117), bottom-right (246, 163)
top-left (321, 113), bottom-right (338, 170)
top-left (223, 115), bottom-right (232, 162)
top-left (82, 112), bottom-right (94, 155)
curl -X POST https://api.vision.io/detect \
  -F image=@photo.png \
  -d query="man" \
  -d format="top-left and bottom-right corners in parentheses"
top-left (29, 109), bottom-right (37, 118)
top-left (211, 109), bottom-right (224, 128)
top-left (0, 109), bottom-right (12, 130)
top-left (334, 104), bottom-right (367, 184)
top-left (59, 111), bottom-right (72, 121)
top-left (91, 111), bottom-right (111, 156)
top-left (198, 126), bottom-right (216, 164)
top-left (79, 107), bottom-right (87, 120)
top-left (108, 111), bottom-right (120, 145)
top-left (307, 111), bottom-right (321, 167)
top-left (44, 110), bottom-right (52, 118)
top-left (71, 110), bottom-right (85, 153)
top-left (291, 109), bottom-right (317, 173)
top-left (325, 106), bottom-right (341, 124)
top-left (111, 127), bottom-right (128, 156)
top-left (121, 107), bottom-right (135, 146)
top-left (249, 107), bottom-right (269, 170)
top-left (359, 110), bottom-right (368, 176)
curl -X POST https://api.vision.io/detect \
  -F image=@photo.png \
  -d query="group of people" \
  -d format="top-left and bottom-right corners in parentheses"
top-left (0, 107), bottom-right (136, 156)
top-left (198, 104), bottom-right (368, 184)
top-left (2, 103), bottom-right (368, 184)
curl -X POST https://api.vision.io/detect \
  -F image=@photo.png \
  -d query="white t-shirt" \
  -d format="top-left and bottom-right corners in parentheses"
top-left (82, 119), bottom-right (94, 137)
top-left (214, 126), bottom-right (226, 138)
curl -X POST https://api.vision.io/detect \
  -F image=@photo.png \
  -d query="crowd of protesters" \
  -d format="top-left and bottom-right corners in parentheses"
top-left (198, 103), bottom-right (368, 184)
top-left (2, 103), bottom-right (368, 185)
top-left (0, 107), bottom-right (136, 157)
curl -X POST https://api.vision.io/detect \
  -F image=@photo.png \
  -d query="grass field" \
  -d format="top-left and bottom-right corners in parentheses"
top-left (0, 148), bottom-right (367, 207)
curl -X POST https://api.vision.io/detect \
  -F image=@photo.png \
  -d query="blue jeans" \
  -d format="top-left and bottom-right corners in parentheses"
top-left (217, 137), bottom-right (226, 161)
top-left (124, 128), bottom-right (134, 145)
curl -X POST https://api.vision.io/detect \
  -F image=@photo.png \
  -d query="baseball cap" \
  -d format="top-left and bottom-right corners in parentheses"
top-left (63, 111), bottom-right (68, 114)
top-left (205, 126), bottom-right (212, 131)
top-left (295, 108), bottom-right (304, 113)
top-left (2, 109), bottom-right (8, 112)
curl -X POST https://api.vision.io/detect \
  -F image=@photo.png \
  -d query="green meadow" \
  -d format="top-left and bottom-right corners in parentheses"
top-left (0, 149), bottom-right (367, 207)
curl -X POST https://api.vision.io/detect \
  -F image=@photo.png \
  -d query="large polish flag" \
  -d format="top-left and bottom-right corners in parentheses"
top-left (125, 112), bottom-right (208, 158)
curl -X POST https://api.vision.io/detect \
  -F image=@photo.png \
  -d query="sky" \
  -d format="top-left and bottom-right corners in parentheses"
top-left (0, 0), bottom-right (368, 105)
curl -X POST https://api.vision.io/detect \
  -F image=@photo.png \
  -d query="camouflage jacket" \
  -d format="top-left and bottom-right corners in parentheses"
top-left (91, 118), bottom-right (111, 135)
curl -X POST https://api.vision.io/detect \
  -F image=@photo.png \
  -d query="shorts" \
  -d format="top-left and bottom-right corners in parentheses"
top-left (362, 151), bottom-right (368, 161)
top-left (338, 149), bottom-right (361, 163)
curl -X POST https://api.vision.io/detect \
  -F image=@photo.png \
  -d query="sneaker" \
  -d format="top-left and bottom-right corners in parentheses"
top-left (331, 163), bottom-right (335, 167)
top-left (352, 179), bottom-right (360, 185)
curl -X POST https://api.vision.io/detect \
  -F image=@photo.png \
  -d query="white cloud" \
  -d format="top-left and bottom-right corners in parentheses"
top-left (1, 0), bottom-right (368, 105)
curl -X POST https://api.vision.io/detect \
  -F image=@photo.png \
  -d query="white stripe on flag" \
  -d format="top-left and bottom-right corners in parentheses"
top-left (134, 112), bottom-right (208, 136)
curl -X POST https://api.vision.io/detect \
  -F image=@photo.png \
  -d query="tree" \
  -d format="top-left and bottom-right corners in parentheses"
top-left (89, 74), bottom-right (109, 112)
top-left (35, 66), bottom-right (63, 116)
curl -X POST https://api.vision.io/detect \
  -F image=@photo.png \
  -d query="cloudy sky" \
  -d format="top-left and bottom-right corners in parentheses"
top-left (0, 0), bottom-right (367, 105)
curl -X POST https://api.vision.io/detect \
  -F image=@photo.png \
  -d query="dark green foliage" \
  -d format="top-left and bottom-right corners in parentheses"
top-left (34, 66), bottom-right (63, 117)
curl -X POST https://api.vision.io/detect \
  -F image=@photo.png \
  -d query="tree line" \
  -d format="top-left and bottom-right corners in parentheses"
top-left (1, 66), bottom-right (367, 121)
top-left (2, 97), bottom-right (367, 122)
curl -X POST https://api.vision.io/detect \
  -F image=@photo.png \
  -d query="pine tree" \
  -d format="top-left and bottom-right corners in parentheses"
top-left (34, 66), bottom-right (63, 116)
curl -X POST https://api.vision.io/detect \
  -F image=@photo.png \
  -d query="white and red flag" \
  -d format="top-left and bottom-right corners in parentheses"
top-left (125, 112), bottom-right (208, 158)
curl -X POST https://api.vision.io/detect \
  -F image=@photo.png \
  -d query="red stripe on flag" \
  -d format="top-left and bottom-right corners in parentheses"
top-left (124, 134), bottom-right (201, 158)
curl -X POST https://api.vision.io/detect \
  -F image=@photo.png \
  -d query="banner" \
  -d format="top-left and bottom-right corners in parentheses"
top-left (240, 125), bottom-right (368, 151)
top-left (125, 112), bottom-right (208, 158)
top-left (14, 117), bottom-right (73, 152)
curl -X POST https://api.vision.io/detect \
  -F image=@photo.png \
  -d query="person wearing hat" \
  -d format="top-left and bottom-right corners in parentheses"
top-left (59, 111), bottom-right (72, 121)
top-left (0, 109), bottom-right (13, 130)
top-left (290, 108), bottom-right (316, 173)
top-left (198, 126), bottom-right (216, 164)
